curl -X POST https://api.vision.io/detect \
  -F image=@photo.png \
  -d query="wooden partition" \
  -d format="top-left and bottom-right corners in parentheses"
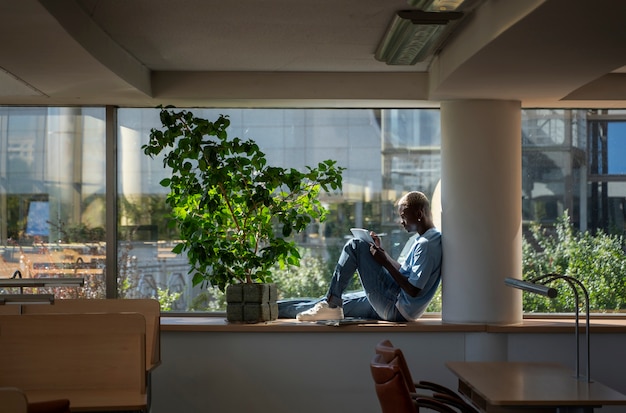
top-left (0, 313), bottom-right (147, 412)
top-left (0, 298), bottom-right (161, 371)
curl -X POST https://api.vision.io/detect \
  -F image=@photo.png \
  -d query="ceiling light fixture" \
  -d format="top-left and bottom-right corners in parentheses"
top-left (375, 9), bottom-right (463, 65)
top-left (407, 0), bottom-right (466, 12)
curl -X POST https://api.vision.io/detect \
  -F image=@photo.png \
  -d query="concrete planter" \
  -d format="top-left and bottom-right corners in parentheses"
top-left (225, 283), bottom-right (278, 323)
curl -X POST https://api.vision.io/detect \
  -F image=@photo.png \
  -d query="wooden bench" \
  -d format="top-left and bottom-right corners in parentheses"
top-left (0, 313), bottom-right (147, 412)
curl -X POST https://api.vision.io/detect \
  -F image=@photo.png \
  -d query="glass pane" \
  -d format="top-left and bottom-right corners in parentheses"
top-left (608, 122), bottom-right (626, 174)
top-left (117, 108), bottom-right (442, 312)
top-left (522, 110), bottom-right (585, 227)
top-left (522, 109), bottom-right (626, 313)
top-left (0, 107), bottom-right (106, 298)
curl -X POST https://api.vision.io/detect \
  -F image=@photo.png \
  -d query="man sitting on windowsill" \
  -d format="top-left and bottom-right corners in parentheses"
top-left (278, 191), bottom-right (442, 322)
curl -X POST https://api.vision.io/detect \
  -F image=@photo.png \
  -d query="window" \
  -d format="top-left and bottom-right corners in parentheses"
top-left (522, 109), bottom-right (586, 226)
top-left (522, 109), bottom-right (626, 313)
top-left (587, 111), bottom-right (626, 234)
top-left (1, 106), bottom-right (624, 313)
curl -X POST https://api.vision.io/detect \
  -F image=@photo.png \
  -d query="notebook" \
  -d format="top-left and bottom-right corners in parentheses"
top-left (350, 228), bottom-right (374, 244)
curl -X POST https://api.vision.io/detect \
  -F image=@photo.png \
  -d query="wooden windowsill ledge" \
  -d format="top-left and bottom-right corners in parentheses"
top-left (159, 314), bottom-right (626, 333)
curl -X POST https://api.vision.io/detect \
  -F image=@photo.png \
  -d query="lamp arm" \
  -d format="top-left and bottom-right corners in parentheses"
top-left (504, 277), bottom-right (557, 297)
top-left (531, 273), bottom-right (591, 382)
top-left (532, 274), bottom-right (580, 378)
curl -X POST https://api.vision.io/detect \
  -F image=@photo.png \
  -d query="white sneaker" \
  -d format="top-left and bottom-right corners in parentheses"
top-left (296, 301), bottom-right (344, 321)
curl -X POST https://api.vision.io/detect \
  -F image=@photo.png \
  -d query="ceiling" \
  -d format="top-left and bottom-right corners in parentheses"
top-left (2, 0), bottom-right (626, 108)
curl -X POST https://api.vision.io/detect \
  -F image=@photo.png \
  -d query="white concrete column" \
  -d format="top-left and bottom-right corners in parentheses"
top-left (440, 100), bottom-right (523, 325)
top-left (47, 107), bottom-right (81, 242)
top-left (118, 125), bottom-right (143, 226)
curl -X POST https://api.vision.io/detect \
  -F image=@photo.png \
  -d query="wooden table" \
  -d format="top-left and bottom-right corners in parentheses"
top-left (446, 361), bottom-right (626, 413)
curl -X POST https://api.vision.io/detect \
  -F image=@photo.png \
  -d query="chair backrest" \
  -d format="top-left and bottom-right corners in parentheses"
top-left (370, 353), bottom-right (420, 413)
top-left (0, 387), bottom-right (27, 413)
top-left (374, 339), bottom-right (478, 413)
top-left (370, 353), bottom-right (457, 413)
top-left (0, 387), bottom-right (71, 413)
top-left (375, 339), bottom-right (415, 392)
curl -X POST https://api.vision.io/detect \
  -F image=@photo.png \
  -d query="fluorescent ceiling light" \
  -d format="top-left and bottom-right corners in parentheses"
top-left (375, 10), bottom-right (463, 65)
top-left (408, 0), bottom-right (466, 12)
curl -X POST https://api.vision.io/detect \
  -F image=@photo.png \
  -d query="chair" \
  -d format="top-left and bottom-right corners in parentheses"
top-left (375, 340), bottom-right (478, 413)
top-left (371, 353), bottom-right (458, 413)
top-left (0, 387), bottom-right (70, 413)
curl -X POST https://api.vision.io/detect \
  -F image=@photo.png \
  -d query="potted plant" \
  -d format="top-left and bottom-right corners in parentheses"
top-left (142, 107), bottom-right (344, 322)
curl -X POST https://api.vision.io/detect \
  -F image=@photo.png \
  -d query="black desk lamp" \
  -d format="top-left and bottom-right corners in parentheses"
top-left (505, 274), bottom-right (591, 382)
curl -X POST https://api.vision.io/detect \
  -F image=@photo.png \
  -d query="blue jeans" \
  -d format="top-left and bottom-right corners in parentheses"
top-left (277, 239), bottom-right (407, 321)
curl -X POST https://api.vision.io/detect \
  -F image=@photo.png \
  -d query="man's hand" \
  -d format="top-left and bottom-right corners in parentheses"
top-left (371, 242), bottom-right (421, 297)
top-left (370, 232), bottom-right (381, 248)
top-left (369, 243), bottom-right (387, 265)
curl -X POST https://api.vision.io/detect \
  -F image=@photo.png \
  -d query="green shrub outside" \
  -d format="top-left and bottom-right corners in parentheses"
top-left (522, 211), bottom-right (626, 313)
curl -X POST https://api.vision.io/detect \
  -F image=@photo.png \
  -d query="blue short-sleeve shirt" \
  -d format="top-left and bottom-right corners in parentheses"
top-left (395, 227), bottom-right (442, 321)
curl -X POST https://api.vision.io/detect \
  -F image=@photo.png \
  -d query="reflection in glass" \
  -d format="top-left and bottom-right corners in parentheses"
top-left (0, 107), bottom-right (106, 299)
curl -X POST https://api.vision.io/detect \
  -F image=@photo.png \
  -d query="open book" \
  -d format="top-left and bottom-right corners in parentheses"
top-left (350, 228), bottom-right (374, 244)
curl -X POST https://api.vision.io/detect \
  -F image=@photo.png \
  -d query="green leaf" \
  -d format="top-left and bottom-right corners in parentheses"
top-left (171, 243), bottom-right (185, 254)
